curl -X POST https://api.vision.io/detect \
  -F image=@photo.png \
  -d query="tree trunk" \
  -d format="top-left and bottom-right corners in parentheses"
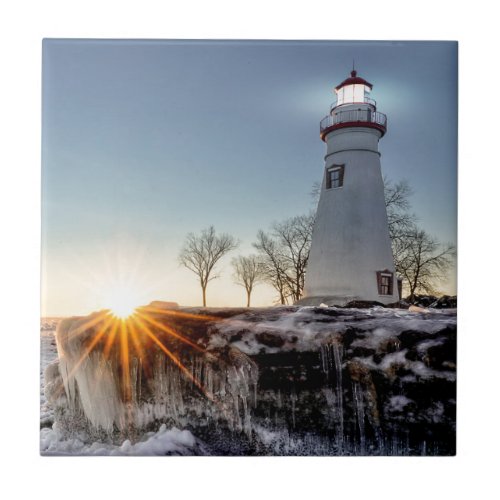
top-left (246, 290), bottom-right (251, 308)
top-left (202, 286), bottom-right (207, 307)
top-left (409, 281), bottom-right (417, 303)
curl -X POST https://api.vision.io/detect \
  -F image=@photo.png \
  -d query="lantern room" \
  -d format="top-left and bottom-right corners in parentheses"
top-left (334, 70), bottom-right (373, 107)
top-left (319, 69), bottom-right (387, 141)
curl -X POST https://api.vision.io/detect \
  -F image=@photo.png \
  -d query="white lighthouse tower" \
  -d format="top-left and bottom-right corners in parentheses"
top-left (301, 70), bottom-right (398, 306)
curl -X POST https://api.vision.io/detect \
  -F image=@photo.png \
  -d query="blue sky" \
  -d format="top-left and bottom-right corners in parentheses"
top-left (42, 39), bottom-right (457, 315)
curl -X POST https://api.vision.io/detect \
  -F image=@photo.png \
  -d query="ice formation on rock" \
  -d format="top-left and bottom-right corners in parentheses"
top-left (44, 305), bottom-right (456, 455)
top-left (46, 311), bottom-right (259, 443)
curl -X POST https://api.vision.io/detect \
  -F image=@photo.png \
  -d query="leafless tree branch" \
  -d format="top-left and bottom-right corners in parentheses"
top-left (232, 255), bottom-right (266, 307)
top-left (179, 226), bottom-right (238, 306)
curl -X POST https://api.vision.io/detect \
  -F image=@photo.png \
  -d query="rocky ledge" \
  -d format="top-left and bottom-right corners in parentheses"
top-left (45, 305), bottom-right (456, 455)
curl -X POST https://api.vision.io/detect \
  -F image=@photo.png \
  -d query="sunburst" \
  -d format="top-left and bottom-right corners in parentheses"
top-left (63, 300), bottom-right (217, 404)
top-left (103, 285), bottom-right (143, 320)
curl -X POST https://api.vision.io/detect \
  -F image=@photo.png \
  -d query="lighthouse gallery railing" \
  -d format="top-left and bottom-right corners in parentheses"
top-left (320, 109), bottom-right (387, 134)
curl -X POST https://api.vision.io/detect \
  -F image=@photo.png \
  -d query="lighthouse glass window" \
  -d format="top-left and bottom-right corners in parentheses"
top-left (336, 84), bottom-right (368, 106)
top-left (326, 165), bottom-right (344, 189)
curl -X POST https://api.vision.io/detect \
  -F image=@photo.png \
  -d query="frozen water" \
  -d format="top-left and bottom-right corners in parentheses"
top-left (208, 306), bottom-right (456, 355)
top-left (320, 342), bottom-right (344, 449)
top-left (44, 314), bottom-right (259, 446)
top-left (41, 306), bottom-right (456, 456)
top-left (387, 395), bottom-right (413, 412)
top-left (40, 324), bottom-right (59, 427)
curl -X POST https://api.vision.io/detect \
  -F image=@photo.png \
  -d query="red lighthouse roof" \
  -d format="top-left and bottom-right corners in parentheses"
top-left (335, 70), bottom-right (373, 91)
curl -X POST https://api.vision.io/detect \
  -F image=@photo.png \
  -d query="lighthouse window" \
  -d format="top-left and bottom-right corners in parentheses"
top-left (326, 165), bottom-right (344, 189)
top-left (376, 271), bottom-right (393, 296)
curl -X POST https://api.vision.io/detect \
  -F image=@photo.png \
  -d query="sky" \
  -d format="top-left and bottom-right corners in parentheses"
top-left (41, 39), bottom-right (457, 316)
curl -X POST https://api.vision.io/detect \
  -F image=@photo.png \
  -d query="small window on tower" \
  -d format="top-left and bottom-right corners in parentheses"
top-left (326, 165), bottom-right (345, 189)
top-left (376, 270), bottom-right (393, 296)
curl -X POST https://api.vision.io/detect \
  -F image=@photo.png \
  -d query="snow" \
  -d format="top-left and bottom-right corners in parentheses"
top-left (206, 306), bottom-right (456, 384)
top-left (40, 306), bottom-right (456, 456)
top-left (40, 423), bottom-right (203, 456)
top-left (410, 360), bottom-right (456, 381)
top-left (352, 350), bottom-right (456, 381)
top-left (350, 326), bottom-right (398, 349)
top-left (40, 325), bottom-right (59, 427)
top-left (387, 395), bottom-right (414, 412)
top-left (208, 306), bottom-right (456, 355)
top-left (417, 338), bottom-right (446, 353)
top-left (378, 350), bottom-right (408, 370)
top-left (40, 317), bottom-right (205, 455)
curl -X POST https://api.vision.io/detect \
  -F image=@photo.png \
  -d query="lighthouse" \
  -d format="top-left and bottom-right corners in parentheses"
top-left (301, 70), bottom-right (398, 306)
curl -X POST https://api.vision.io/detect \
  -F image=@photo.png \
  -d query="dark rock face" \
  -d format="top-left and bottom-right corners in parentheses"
top-left (255, 332), bottom-right (286, 348)
top-left (46, 305), bottom-right (456, 456)
top-left (402, 294), bottom-right (457, 309)
top-left (343, 300), bottom-right (385, 309)
top-left (430, 295), bottom-right (457, 309)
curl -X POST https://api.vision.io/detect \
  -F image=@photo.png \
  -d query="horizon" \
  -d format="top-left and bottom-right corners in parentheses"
top-left (42, 39), bottom-right (457, 317)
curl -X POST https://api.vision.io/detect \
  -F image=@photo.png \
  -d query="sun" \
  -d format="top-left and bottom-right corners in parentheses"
top-left (102, 285), bottom-right (144, 320)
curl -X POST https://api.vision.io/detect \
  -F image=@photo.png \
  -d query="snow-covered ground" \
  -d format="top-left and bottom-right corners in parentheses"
top-left (40, 423), bottom-right (206, 456)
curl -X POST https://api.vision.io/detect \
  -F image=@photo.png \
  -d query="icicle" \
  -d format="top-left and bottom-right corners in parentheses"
top-left (320, 342), bottom-right (344, 450)
top-left (290, 390), bottom-right (297, 429)
top-left (52, 315), bottom-right (262, 442)
top-left (421, 440), bottom-right (427, 456)
top-left (352, 381), bottom-right (366, 454)
top-left (332, 343), bottom-right (344, 449)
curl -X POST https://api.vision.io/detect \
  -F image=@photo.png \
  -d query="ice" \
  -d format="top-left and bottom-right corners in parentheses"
top-left (351, 350), bottom-right (456, 382)
top-left (40, 423), bottom-right (203, 456)
top-left (55, 316), bottom-right (124, 432)
top-left (40, 324), bottom-right (59, 427)
top-left (352, 381), bottom-right (366, 454)
top-left (320, 342), bottom-right (344, 449)
top-left (416, 338), bottom-right (445, 352)
top-left (350, 327), bottom-right (398, 350)
top-left (387, 395), bottom-right (413, 412)
top-left (41, 306), bottom-right (456, 456)
top-left (47, 314), bottom-right (259, 441)
top-left (378, 350), bottom-right (408, 370)
top-left (208, 306), bottom-right (456, 355)
top-left (410, 361), bottom-right (456, 381)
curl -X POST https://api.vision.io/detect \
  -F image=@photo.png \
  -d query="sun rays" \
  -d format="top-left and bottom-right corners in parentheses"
top-left (63, 305), bottom-right (216, 404)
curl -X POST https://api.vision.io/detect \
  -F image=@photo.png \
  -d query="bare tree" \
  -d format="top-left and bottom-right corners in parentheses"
top-left (310, 181), bottom-right (321, 205)
top-left (253, 230), bottom-right (291, 304)
top-left (384, 177), bottom-right (418, 284)
top-left (383, 177), bottom-right (456, 300)
top-left (384, 177), bottom-right (416, 242)
top-left (276, 213), bottom-right (315, 302)
top-left (396, 229), bottom-right (456, 302)
top-left (254, 213), bottom-right (315, 304)
top-left (232, 255), bottom-right (265, 307)
top-left (179, 226), bottom-right (237, 307)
